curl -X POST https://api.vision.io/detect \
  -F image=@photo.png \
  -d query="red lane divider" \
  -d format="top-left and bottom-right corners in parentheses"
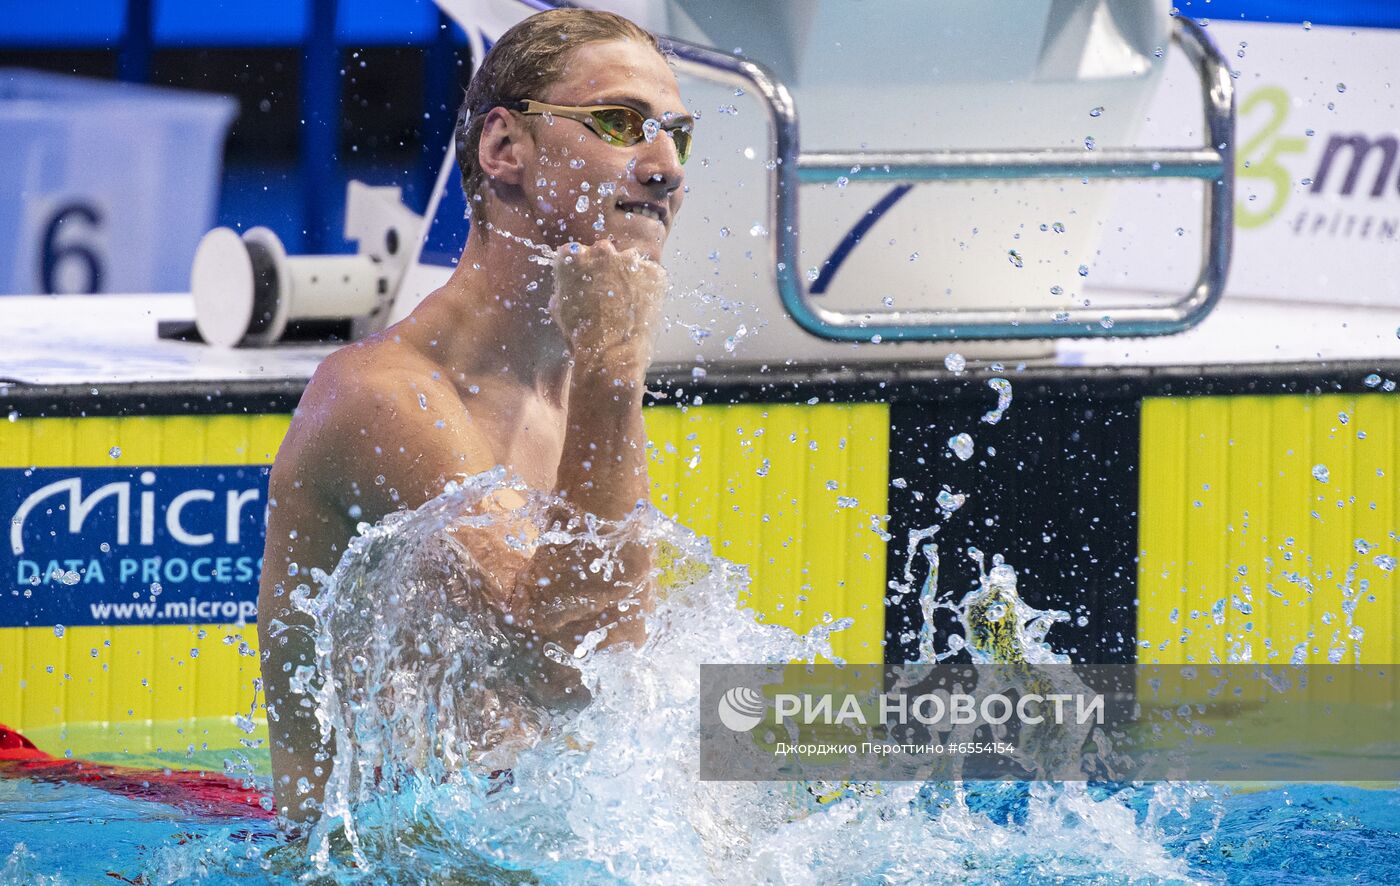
top-left (0, 722), bottom-right (274, 821)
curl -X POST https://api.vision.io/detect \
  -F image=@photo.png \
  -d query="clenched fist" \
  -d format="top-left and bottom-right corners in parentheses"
top-left (550, 239), bottom-right (667, 372)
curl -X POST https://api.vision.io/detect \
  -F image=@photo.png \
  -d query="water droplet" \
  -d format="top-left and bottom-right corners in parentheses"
top-left (1099, 315), bottom-right (1115, 329)
top-left (1336, 82), bottom-right (1347, 94)
top-left (825, 480), bottom-right (839, 491)
top-left (724, 325), bottom-right (748, 353)
top-left (1083, 135), bottom-right (1096, 151)
top-left (835, 495), bottom-right (859, 509)
top-left (1089, 106), bottom-right (1103, 118)
top-left (1007, 250), bottom-right (1023, 268)
top-left (108, 446), bottom-right (121, 459)
top-left (1052, 221), bottom-right (1065, 233)
top-left (1050, 285), bottom-right (1063, 296)
top-left (1312, 463), bottom-right (1330, 483)
top-left (908, 252), bottom-right (919, 262)
top-left (1175, 227), bottom-right (1185, 236)
top-left (6, 410), bottom-right (17, 423)
top-left (1376, 554), bottom-right (1397, 572)
top-left (642, 118), bottom-right (661, 143)
top-left (749, 223), bottom-right (768, 237)
top-left (1053, 311), bottom-right (1070, 323)
top-left (717, 104), bottom-right (739, 116)
top-left (1078, 264), bottom-right (1089, 277)
top-left (1338, 411), bottom-right (1349, 424)
top-left (982, 378), bottom-right (1013, 424)
top-left (54, 624), bottom-right (65, 638)
top-left (944, 353), bottom-right (966, 373)
top-left (719, 226), bottom-right (731, 238)
top-left (836, 175), bottom-right (849, 188)
top-left (882, 295), bottom-right (894, 307)
top-left (575, 195), bottom-right (590, 212)
top-left (1365, 373), bottom-right (1382, 387)
top-left (936, 489), bottom-right (966, 513)
top-left (948, 433), bottom-right (974, 461)
top-left (755, 458), bottom-right (770, 477)
top-left (569, 158), bottom-right (585, 169)
top-left (1300, 177), bottom-right (1313, 186)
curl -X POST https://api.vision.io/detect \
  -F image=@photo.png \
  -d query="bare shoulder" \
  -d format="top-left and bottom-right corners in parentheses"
top-left (277, 337), bottom-right (497, 521)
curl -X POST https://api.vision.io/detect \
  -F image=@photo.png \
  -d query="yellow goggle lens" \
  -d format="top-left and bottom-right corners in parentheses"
top-left (591, 107), bottom-right (692, 164)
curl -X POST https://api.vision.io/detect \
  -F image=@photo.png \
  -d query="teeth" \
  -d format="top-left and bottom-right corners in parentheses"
top-left (621, 203), bottom-right (662, 221)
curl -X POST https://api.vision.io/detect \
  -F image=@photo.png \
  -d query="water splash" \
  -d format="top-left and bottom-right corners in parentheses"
top-left (288, 469), bottom-right (892, 879)
top-left (890, 536), bottom-right (1068, 668)
top-left (150, 472), bottom-right (1209, 882)
top-left (481, 222), bottom-right (560, 266)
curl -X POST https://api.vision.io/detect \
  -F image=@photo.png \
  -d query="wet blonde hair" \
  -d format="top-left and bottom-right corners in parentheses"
top-left (453, 9), bottom-right (662, 226)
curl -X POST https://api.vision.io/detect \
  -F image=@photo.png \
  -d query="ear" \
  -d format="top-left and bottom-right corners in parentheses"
top-left (477, 106), bottom-right (530, 188)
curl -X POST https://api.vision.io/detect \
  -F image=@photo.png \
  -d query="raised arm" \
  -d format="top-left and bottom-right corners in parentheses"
top-left (503, 241), bottom-right (664, 672)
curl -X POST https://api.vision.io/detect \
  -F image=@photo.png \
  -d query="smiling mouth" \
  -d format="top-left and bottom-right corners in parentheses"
top-left (616, 201), bottom-right (667, 224)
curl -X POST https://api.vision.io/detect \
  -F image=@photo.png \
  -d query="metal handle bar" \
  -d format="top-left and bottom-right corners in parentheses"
top-left (658, 15), bottom-right (1233, 341)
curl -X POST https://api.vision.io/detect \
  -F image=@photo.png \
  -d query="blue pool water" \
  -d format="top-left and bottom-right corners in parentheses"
top-left (3, 768), bottom-right (1398, 883)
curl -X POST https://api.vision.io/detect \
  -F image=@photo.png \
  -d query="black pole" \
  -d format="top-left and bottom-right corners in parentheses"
top-left (301, 0), bottom-right (340, 252)
top-left (117, 0), bottom-right (153, 83)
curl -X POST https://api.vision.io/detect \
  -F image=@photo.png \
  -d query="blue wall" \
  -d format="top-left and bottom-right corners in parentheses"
top-left (1177, 1), bottom-right (1400, 28)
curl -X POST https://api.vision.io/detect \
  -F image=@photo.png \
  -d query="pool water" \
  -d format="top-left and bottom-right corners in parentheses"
top-left (3, 765), bottom-right (1398, 884)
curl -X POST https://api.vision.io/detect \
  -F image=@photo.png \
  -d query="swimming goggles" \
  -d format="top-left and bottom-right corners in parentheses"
top-left (494, 99), bottom-right (693, 165)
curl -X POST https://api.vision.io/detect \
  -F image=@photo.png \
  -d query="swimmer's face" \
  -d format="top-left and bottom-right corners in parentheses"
top-left (524, 39), bottom-right (690, 260)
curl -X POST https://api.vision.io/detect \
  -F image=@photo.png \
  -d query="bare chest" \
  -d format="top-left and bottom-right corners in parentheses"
top-left (473, 394), bottom-right (566, 491)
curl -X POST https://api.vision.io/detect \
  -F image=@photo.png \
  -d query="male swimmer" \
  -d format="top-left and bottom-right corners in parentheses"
top-left (257, 8), bottom-right (693, 820)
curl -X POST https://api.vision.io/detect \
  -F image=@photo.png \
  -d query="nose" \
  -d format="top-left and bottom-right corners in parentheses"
top-left (632, 130), bottom-right (685, 197)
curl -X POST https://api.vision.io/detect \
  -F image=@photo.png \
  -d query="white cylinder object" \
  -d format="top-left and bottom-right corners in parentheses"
top-left (190, 225), bottom-right (384, 348)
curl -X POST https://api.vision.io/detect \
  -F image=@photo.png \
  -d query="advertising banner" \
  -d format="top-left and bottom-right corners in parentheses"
top-left (1098, 19), bottom-right (1400, 306)
top-left (3, 465), bottom-right (268, 627)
